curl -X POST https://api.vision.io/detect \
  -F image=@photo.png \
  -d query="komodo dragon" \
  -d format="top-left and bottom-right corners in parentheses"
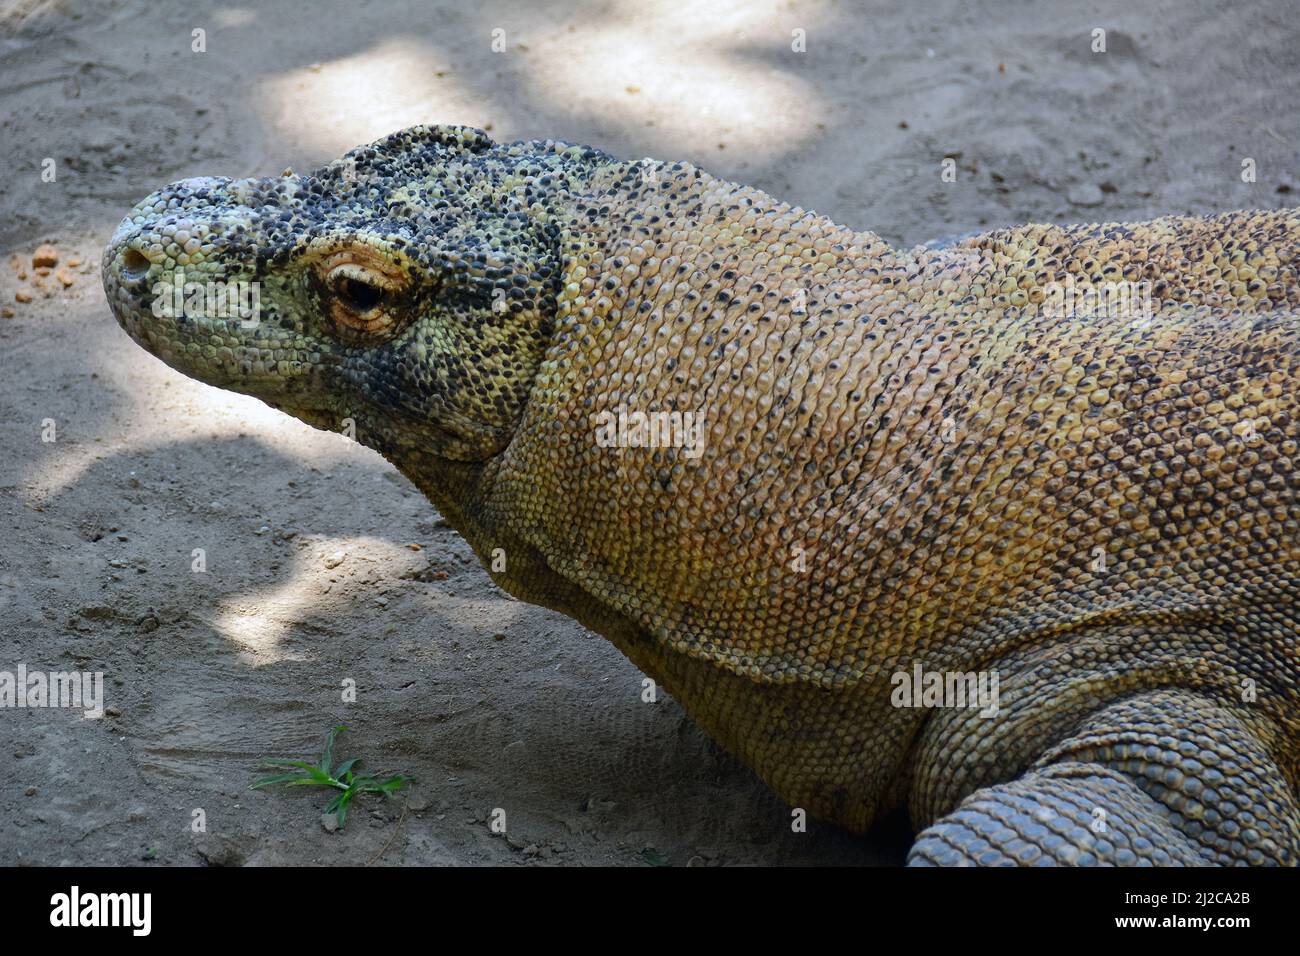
top-left (103, 125), bottom-right (1300, 866)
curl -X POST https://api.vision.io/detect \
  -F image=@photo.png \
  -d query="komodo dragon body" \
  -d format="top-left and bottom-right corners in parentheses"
top-left (104, 125), bottom-right (1300, 865)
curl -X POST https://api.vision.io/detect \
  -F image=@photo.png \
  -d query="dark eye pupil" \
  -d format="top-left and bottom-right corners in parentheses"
top-left (338, 276), bottom-right (384, 311)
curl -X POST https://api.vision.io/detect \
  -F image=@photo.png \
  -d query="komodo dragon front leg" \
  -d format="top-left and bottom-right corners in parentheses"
top-left (102, 125), bottom-right (1300, 865)
top-left (910, 689), bottom-right (1300, 865)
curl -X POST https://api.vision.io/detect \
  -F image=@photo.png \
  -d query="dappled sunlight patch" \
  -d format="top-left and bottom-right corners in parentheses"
top-left (212, 7), bottom-right (257, 29)
top-left (214, 599), bottom-right (309, 666)
top-left (22, 357), bottom-right (367, 505)
top-left (210, 533), bottom-right (427, 666)
top-left (525, 0), bottom-right (831, 161)
top-left (256, 38), bottom-right (488, 158)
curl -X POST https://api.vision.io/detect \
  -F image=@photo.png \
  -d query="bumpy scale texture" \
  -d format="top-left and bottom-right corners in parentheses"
top-left (104, 125), bottom-right (1300, 865)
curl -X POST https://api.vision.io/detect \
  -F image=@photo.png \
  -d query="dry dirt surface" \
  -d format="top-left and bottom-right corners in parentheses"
top-left (1, 0), bottom-right (1296, 866)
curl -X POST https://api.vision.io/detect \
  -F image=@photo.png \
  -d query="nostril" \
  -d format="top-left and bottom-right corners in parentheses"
top-left (121, 247), bottom-right (152, 281)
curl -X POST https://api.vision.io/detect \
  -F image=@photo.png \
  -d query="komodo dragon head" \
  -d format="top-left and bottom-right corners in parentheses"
top-left (104, 125), bottom-right (616, 464)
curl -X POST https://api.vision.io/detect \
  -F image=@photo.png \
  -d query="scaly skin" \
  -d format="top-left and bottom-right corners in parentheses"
top-left (103, 125), bottom-right (1300, 865)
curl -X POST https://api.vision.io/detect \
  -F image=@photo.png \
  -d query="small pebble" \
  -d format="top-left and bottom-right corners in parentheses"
top-left (1067, 183), bottom-right (1104, 207)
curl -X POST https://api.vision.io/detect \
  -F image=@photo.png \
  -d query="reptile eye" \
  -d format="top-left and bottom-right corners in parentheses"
top-left (320, 257), bottom-right (408, 337)
top-left (335, 274), bottom-right (385, 312)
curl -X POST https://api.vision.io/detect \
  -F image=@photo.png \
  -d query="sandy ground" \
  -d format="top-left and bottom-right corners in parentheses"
top-left (0, 0), bottom-right (1296, 866)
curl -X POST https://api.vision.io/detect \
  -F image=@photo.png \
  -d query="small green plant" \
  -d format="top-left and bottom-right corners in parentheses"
top-left (251, 724), bottom-right (412, 829)
top-left (640, 847), bottom-right (670, 867)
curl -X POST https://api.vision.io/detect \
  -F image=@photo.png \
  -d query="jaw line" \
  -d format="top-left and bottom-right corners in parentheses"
top-left (261, 398), bottom-right (342, 432)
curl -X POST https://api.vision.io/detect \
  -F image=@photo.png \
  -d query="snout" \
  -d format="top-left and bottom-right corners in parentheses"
top-left (102, 174), bottom-right (329, 403)
top-left (104, 176), bottom-right (255, 375)
top-left (103, 176), bottom-right (242, 324)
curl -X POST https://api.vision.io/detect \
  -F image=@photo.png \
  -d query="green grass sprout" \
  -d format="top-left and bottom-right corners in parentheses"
top-left (250, 724), bottom-right (412, 829)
